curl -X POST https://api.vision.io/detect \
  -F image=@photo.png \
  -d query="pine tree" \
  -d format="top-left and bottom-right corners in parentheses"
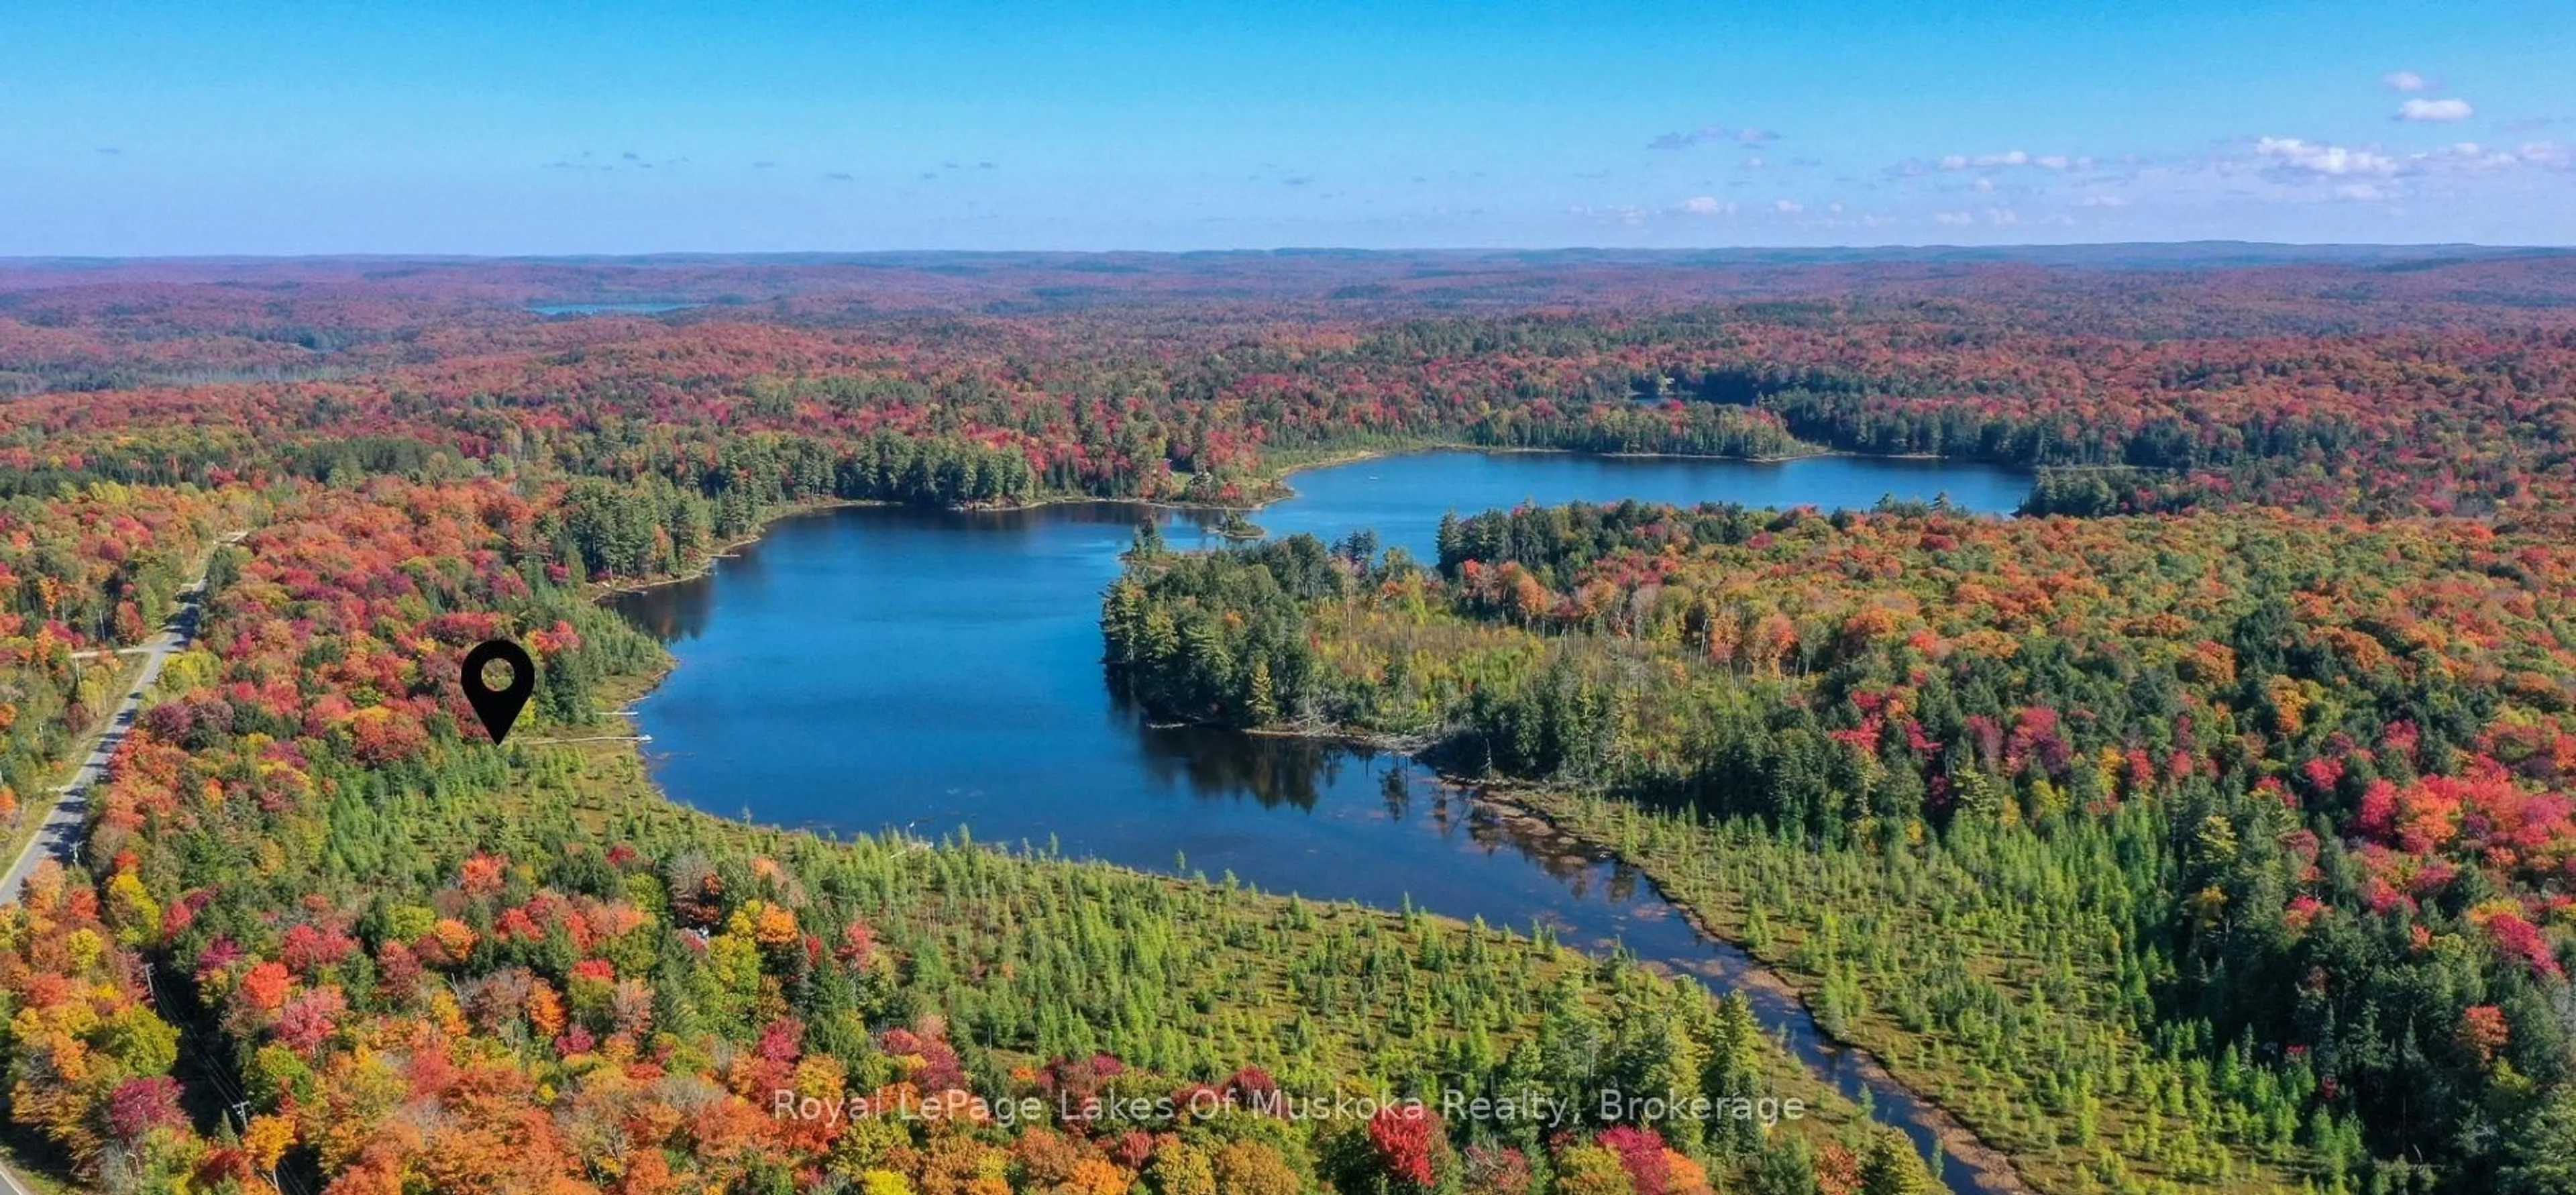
top-left (1859, 1133), bottom-right (1931, 1195)
top-left (1246, 656), bottom-right (1281, 724)
top-left (2502, 1090), bottom-right (2576, 1194)
top-left (1130, 521), bottom-right (1167, 560)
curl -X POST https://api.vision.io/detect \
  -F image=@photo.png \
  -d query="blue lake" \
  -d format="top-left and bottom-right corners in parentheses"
top-left (610, 450), bottom-right (2031, 1192)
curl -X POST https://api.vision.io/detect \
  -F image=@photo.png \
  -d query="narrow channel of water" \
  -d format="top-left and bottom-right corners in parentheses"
top-left (610, 450), bottom-right (2030, 1192)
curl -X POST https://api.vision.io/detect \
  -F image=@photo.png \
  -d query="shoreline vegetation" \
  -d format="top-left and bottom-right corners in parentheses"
top-left (1474, 784), bottom-right (2029, 1193)
top-left (1090, 478), bottom-right (2080, 1188)
top-left (592, 438), bottom-right (2032, 599)
top-left (1235, 729), bottom-right (2039, 1192)
top-left (1146, 711), bottom-right (2036, 1195)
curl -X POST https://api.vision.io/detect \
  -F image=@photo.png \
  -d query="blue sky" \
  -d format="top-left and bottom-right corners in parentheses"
top-left (6, 1), bottom-right (2571, 253)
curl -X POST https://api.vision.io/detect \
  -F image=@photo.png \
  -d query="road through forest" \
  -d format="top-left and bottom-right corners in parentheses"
top-left (0, 540), bottom-right (229, 904)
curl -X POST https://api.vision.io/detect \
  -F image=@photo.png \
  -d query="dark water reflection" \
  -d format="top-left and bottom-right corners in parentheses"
top-left (610, 451), bottom-right (2027, 1191)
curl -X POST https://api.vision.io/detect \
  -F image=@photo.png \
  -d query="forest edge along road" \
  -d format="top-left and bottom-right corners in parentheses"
top-left (0, 535), bottom-right (236, 1195)
top-left (0, 534), bottom-right (238, 906)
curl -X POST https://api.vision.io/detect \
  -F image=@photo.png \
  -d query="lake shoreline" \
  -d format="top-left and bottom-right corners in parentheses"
top-left (1165, 712), bottom-right (2032, 1195)
top-left (590, 446), bottom-right (2041, 1195)
top-left (1466, 782), bottom-right (2033, 1195)
top-left (589, 442), bottom-right (2028, 601)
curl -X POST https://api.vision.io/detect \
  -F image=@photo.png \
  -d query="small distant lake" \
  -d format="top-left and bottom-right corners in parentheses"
top-left (1234, 450), bottom-right (2027, 556)
top-left (608, 449), bottom-right (2029, 1192)
top-left (527, 301), bottom-right (704, 315)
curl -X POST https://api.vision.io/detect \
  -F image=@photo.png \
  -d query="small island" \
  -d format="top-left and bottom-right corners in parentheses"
top-left (1213, 509), bottom-right (1266, 540)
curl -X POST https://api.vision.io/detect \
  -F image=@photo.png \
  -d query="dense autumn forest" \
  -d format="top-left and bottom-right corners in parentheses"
top-left (3, 250), bottom-right (2574, 1195)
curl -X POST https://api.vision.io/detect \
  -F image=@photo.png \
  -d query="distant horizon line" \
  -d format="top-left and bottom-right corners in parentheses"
top-left (6, 240), bottom-right (2575, 264)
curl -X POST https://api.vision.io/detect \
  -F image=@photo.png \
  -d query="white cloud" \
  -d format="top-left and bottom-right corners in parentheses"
top-left (2220, 134), bottom-right (2571, 205)
top-left (2520, 142), bottom-right (2573, 168)
top-left (1931, 149), bottom-right (2084, 174)
top-left (2255, 137), bottom-right (2400, 176)
top-left (1773, 198), bottom-right (1804, 213)
top-left (1649, 125), bottom-right (1783, 151)
top-left (1974, 177), bottom-right (1995, 192)
top-left (2382, 70), bottom-right (2431, 93)
top-left (1569, 204), bottom-right (1649, 226)
top-left (2423, 141), bottom-right (2573, 171)
top-left (1875, 125), bottom-right (2570, 233)
top-left (1676, 196), bottom-right (1733, 216)
top-left (2398, 97), bottom-right (2475, 122)
top-left (2428, 142), bottom-right (2516, 169)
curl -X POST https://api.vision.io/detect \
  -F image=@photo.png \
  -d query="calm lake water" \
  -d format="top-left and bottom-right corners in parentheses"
top-left (610, 450), bottom-right (2029, 1191)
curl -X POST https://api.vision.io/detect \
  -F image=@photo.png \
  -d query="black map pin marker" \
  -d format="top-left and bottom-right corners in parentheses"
top-left (462, 639), bottom-right (535, 745)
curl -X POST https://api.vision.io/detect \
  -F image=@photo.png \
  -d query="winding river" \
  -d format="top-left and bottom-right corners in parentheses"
top-left (610, 450), bottom-right (2031, 1192)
